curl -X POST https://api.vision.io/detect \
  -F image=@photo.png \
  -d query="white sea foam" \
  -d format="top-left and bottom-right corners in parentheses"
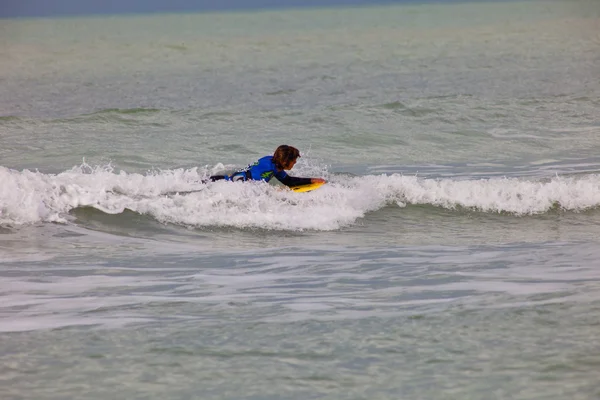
top-left (1, 163), bottom-right (600, 230)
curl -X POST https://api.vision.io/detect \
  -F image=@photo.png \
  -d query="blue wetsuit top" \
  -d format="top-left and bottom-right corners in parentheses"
top-left (213, 156), bottom-right (312, 187)
top-left (229, 156), bottom-right (287, 182)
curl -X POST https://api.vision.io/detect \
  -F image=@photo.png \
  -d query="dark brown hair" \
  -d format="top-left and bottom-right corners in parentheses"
top-left (272, 145), bottom-right (300, 170)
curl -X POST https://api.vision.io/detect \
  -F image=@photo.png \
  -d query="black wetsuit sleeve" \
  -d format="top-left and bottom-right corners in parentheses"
top-left (277, 175), bottom-right (313, 187)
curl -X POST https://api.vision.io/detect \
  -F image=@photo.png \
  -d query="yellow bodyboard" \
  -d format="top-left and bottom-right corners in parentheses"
top-left (288, 181), bottom-right (325, 193)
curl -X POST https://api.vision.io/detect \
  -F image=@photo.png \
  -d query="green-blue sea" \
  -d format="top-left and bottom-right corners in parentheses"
top-left (2, 1), bottom-right (600, 398)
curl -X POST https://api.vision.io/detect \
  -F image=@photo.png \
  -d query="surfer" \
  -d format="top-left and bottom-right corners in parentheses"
top-left (209, 145), bottom-right (326, 187)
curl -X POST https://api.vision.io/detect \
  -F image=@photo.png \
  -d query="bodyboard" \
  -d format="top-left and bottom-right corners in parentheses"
top-left (288, 181), bottom-right (325, 193)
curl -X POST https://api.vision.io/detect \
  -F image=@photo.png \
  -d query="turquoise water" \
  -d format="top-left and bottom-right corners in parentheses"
top-left (2, 1), bottom-right (600, 399)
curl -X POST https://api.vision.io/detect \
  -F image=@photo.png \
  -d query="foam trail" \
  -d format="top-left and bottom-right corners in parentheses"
top-left (0, 163), bottom-right (211, 225)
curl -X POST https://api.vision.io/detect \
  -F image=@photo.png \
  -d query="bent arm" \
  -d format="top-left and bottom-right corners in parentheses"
top-left (277, 175), bottom-right (314, 187)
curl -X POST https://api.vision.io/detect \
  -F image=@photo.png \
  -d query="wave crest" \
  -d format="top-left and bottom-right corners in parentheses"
top-left (1, 163), bottom-right (600, 230)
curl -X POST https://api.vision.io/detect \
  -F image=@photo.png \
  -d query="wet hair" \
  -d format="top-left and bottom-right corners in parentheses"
top-left (272, 145), bottom-right (300, 170)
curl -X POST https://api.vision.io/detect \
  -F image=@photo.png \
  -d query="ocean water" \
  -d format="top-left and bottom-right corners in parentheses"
top-left (2, 0), bottom-right (600, 398)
